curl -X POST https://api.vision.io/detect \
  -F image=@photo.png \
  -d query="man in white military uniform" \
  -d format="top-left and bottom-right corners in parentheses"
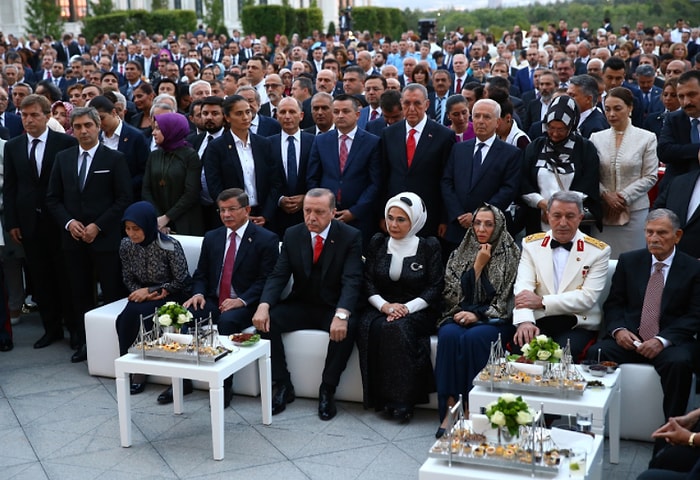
top-left (512, 190), bottom-right (611, 360)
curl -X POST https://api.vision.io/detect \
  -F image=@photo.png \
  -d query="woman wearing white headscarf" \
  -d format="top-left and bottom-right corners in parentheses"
top-left (357, 192), bottom-right (444, 422)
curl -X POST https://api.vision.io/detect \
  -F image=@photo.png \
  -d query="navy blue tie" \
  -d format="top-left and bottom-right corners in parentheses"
top-left (692, 119), bottom-right (700, 145)
top-left (470, 142), bottom-right (486, 188)
top-left (287, 137), bottom-right (298, 192)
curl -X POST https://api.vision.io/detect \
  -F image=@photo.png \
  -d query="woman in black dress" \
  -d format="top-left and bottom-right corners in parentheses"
top-left (358, 192), bottom-right (444, 422)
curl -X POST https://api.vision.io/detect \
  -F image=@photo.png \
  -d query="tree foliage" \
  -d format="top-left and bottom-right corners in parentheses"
top-left (151, 0), bottom-right (168, 10)
top-left (89, 0), bottom-right (114, 16)
top-left (25, 0), bottom-right (63, 40)
top-left (82, 10), bottom-right (196, 43)
top-left (203, 0), bottom-right (225, 34)
top-left (241, 5), bottom-right (323, 39)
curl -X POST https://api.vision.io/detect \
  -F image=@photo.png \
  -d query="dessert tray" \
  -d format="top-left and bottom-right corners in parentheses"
top-left (472, 335), bottom-right (587, 396)
top-left (128, 313), bottom-right (231, 363)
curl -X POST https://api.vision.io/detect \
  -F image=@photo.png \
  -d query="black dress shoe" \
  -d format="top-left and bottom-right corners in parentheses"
top-left (34, 332), bottom-right (63, 349)
top-left (0, 337), bottom-right (13, 352)
top-left (157, 379), bottom-right (194, 404)
top-left (392, 404), bottom-right (413, 423)
top-left (318, 385), bottom-right (337, 421)
top-left (271, 382), bottom-right (295, 415)
top-left (435, 427), bottom-right (446, 439)
top-left (69, 331), bottom-right (81, 350)
top-left (130, 374), bottom-right (146, 394)
top-left (71, 344), bottom-right (87, 363)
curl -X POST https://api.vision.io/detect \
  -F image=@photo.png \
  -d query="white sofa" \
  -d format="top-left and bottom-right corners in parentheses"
top-left (85, 238), bottom-right (683, 435)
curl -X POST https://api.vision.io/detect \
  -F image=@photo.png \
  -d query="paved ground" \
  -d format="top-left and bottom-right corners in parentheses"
top-left (1, 312), bottom-right (654, 479)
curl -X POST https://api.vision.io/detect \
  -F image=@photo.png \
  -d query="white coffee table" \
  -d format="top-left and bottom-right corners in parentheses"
top-left (114, 339), bottom-right (272, 460)
top-left (419, 432), bottom-right (604, 480)
top-left (469, 368), bottom-right (621, 464)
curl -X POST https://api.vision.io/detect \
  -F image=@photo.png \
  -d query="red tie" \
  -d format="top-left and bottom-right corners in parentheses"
top-left (639, 262), bottom-right (664, 341)
top-left (406, 128), bottom-right (417, 167)
top-left (370, 109), bottom-right (378, 121)
top-left (313, 234), bottom-right (324, 264)
top-left (218, 232), bottom-right (236, 306)
top-left (456, 78), bottom-right (462, 93)
top-left (47, 72), bottom-right (52, 80)
top-left (339, 134), bottom-right (349, 172)
top-left (120, 65), bottom-right (124, 75)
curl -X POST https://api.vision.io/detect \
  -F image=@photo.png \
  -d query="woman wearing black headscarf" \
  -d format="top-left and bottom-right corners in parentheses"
top-left (115, 201), bottom-right (192, 393)
top-left (520, 95), bottom-right (602, 234)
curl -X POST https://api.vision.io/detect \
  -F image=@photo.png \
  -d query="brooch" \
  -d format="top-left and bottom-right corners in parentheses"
top-left (410, 262), bottom-right (423, 271)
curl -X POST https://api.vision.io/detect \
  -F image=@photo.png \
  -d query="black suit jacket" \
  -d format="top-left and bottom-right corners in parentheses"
top-left (658, 110), bottom-right (700, 190)
top-left (255, 115), bottom-right (281, 137)
top-left (46, 145), bottom-right (132, 251)
top-left (366, 117), bottom-right (389, 137)
top-left (578, 108), bottom-right (609, 138)
top-left (55, 41), bottom-right (81, 64)
top-left (381, 119), bottom-right (456, 236)
top-left (114, 122), bottom-right (149, 200)
top-left (603, 248), bottom-right (700, 345)
top-left (3, 130), bottom-right (78, 239)
top-left (191, 223), bottom-right (279, 306)
top-left (269, 131), bottom-right (315, 232)
top-left (260, 220), bottom-right (364, 312)
top-left (1, 112), bottom-right (23, 138)
top-left (203, 130), bottom-right (282, 222)
top-left (524, 98), bottom-right (544, 134)
top-left (654, 170), bottom-right (700, 258)
top-left (441, 138), bottom-right (523, 243)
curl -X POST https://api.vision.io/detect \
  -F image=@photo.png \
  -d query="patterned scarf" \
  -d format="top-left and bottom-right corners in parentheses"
top-left (536, 95), bottom-right (579, 175)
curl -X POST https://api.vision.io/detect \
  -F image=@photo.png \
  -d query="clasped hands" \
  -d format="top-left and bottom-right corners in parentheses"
top-left (183, 295), bottom-right (245, 313)
top-left (128, 287), bottom-right (168, 303)
top-left (381, 302), bottom-right (408, 322)
top-left (280, 195), bottom-right (303, 214)
top-left (68, 220), bottom-right (99, 243)
top-left (652, 412), bottom-right (697, 446)
top-left (602, 191), bottom-right (627, 213)
top-left (613, 328), bottom-right (663, 359)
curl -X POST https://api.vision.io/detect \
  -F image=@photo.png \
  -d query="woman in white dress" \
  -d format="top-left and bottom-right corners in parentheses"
top-left (590, 86), bottom-right (658, 259)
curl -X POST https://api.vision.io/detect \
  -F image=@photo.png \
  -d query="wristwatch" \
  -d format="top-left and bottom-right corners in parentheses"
top-left (335, 312), bottom-right (349, 320)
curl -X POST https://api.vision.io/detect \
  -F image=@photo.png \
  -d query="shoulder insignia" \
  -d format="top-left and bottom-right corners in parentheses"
top-left (524, 232), bottom-right (546, 243)
top-left (583, 236), bottom-right (608, 250)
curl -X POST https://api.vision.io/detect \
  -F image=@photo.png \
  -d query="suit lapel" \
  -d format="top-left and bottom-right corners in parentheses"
top-left (234, 223), bottom-right (255, 270)
top-left (684, 172), bottom-right (700, 226)
top-left (226, 131), bottom-right (245, 183)
top-left (345, 129), bottom-right (365, 171)
top-left (470, 140), bottom-right (499, 188)
top-left (412, 121), bottom-right (433, 165)
top-left (538, 236), bottom-right (557, 294)
top-left (321, 222), bottom-right (338, 279)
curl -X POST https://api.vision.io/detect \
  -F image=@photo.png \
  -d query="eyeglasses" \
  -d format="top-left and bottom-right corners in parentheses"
top-left (217, 206), bottom-right (246, 214)
top-left (264, 83), bottom-right (282, 89)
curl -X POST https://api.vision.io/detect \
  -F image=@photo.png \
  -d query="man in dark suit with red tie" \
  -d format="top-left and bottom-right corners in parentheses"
top-left (441, 99), bottom-right (522, 249)
top-left (4, 95), bottom-right (78, 349)
top-left (46, 106), bottom-right (132, 362)
top-left (588, 209), bottom-right (700, 419)
top-left (270, 97), bottom-right (315, 235)
top-left (658, 70), bottom-right (700, 192)
top-left (380, 84), bottom-right (455, 237)
top-left (171, 188), bottom-right (279, 407)
top-left (252, 188), bottom-right (364, 421)
top-left (307, 94), bottom-right (381, 245)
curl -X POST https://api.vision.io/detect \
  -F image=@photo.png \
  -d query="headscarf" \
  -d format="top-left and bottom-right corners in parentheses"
top-left (153, 113), bottom-right (190, 152)
top-left (159, 48), bottom-right (173, 62)
top-left (122, 201), bottom-right (175, 250)
top-left (384, 192), bottom-right (427, 260)
top-left (51, 101), bottom-right (74, 131)
top-left (536, 94), bottom-right (579, 175)
top-left (441, 204), bottom-right (520, 323)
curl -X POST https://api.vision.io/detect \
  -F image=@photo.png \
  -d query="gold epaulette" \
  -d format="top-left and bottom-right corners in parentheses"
top-left (584, 236), bottom-right (608, 250)
top-left (524, 232), bottom-right (546, 243)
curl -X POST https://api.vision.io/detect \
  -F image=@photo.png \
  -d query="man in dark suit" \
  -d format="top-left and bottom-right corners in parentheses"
top-left (524, 70), bottom-right (559, 134)
top-left (4, 95), bottom-right (78, 349)
top-left (252, 188), bottom-right (364, 420)
top-left (90, 96), bottom-right (149, 201)
top-left (658, 71), bottom-right (700, 192)
top-left (54, 34), bottom-right (81, 65)
top-left (357, 75), bottom-right (386, 130)
top-left (567, 75), bottom-right (609, 138)
top-left (428, 70), bottom-right (452, 126)
top-left (588, 209), bottom-right (700, 419)
top-left (654, 171), bottom-right (700, 258)
top-left (270, 97), bottom-right (315, 235)
top-left (381, 84), bottom-right (456, 238)
top-left (366, 89), bottom-right (404, 137)
top-left (304, 92), bottom-right (334, 136)
top-left (0, 87), bottom-right (23, 138)
top-left (602, 57), bottom-right (645, 128)
top-left (46, 106), bottom-right (132, 362)
top-left (307, 94), bottom-right (382, 245)
top-left (171, 188), bottom-right (279, 407)
top-left (441, 99), bottom-right (522, 249)
top-left (637, 64), bottom-right (664, 119)
top-left (513, 47), bottom-right (539, 95)
top-left (204, 95), bottom-right (283, 229)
